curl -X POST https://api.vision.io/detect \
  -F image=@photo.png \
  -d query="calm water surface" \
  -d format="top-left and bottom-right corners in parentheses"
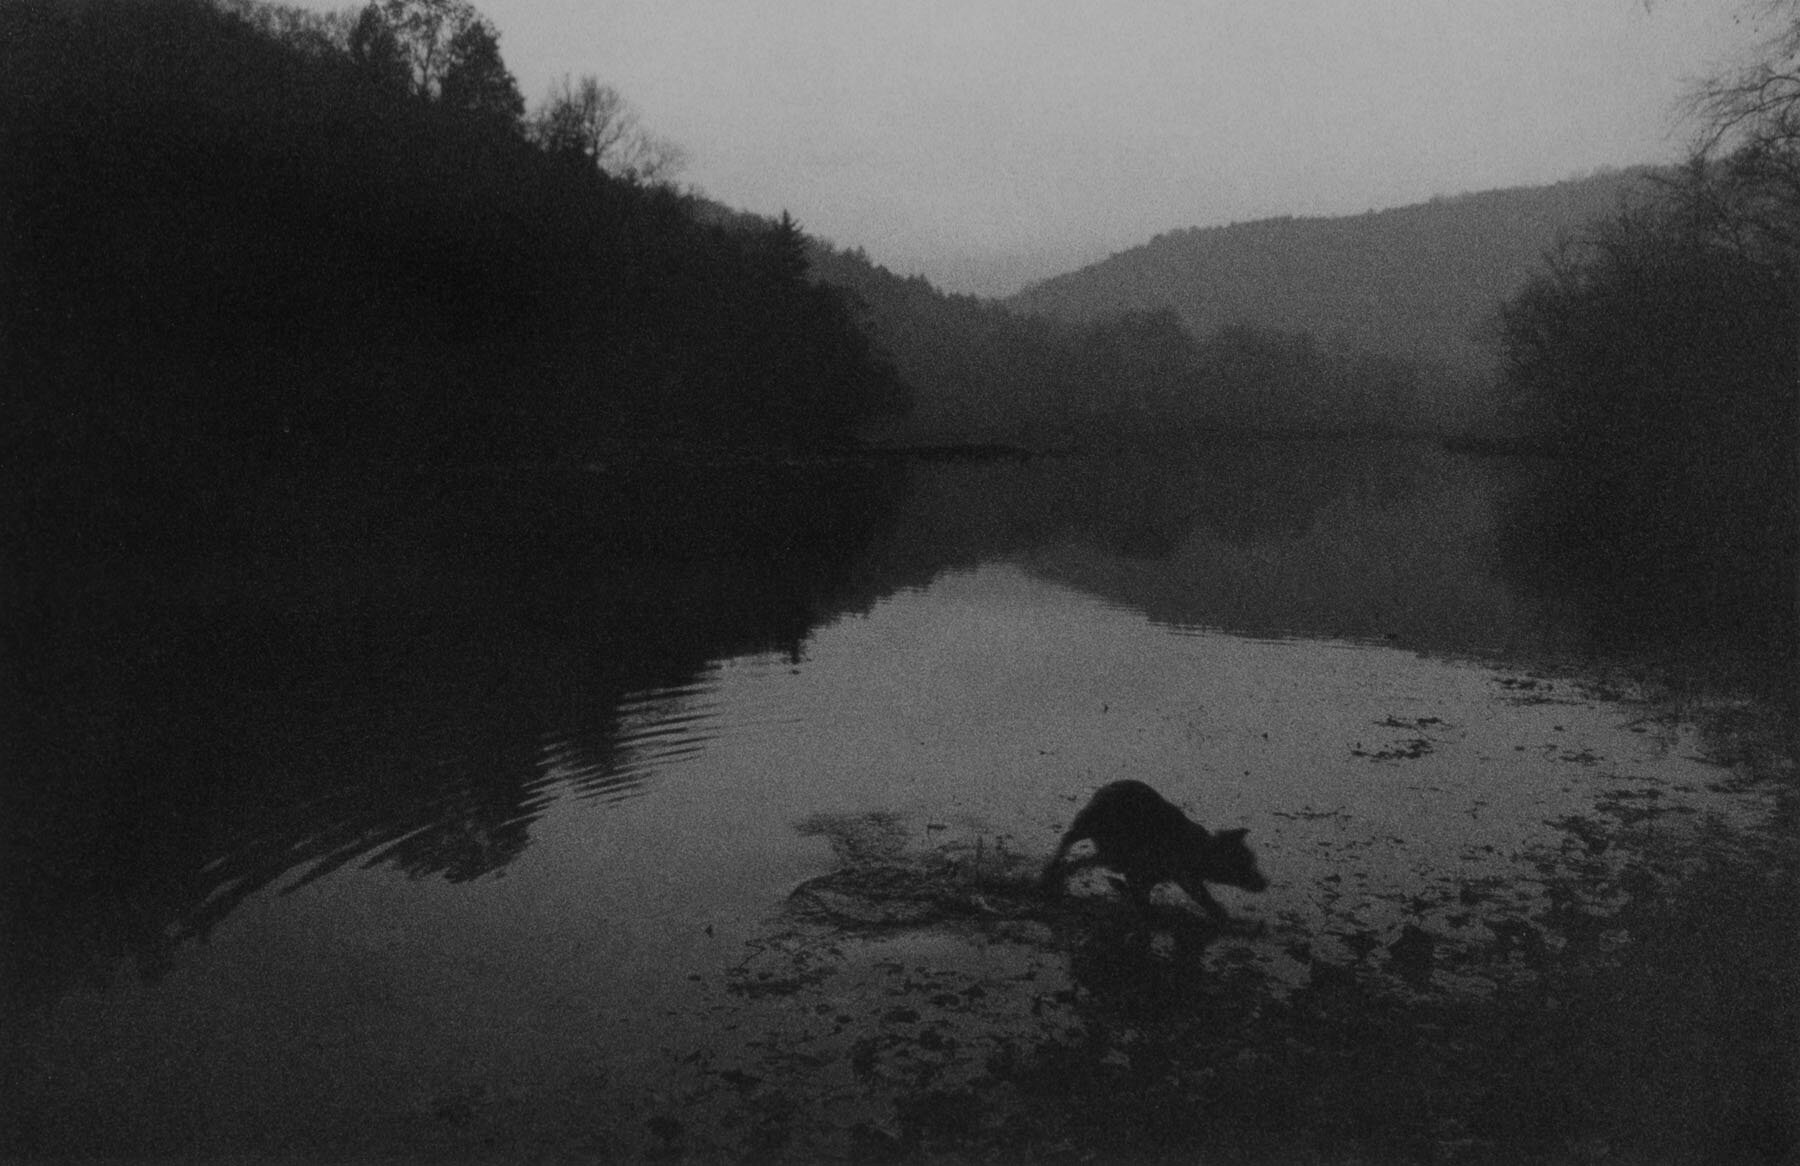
top-left (5, 442), bottom-right (1782, 1157)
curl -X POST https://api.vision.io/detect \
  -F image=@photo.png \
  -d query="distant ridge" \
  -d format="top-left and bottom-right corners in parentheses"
top-left (1006, 169), bottom-right (1662, 371)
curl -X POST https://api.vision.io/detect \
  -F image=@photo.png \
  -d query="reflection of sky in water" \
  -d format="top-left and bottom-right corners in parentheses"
top-left (13, 562), bottom-right (1774, 1152)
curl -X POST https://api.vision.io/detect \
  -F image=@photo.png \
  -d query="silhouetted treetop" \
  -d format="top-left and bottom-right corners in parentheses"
top-left (529, 74), bottom-right (687, 182)
top-left (348, 3), bottom-right (411, 93)
top-left (438, 12), bottom-right (524, 127)
top-left (2, 0), bottom-right (909, 498)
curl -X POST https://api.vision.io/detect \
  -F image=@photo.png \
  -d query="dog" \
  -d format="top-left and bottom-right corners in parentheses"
top-left (1039, 780), bottom-right (1267, 923)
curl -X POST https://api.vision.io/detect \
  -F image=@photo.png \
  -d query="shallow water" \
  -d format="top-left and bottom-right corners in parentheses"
top-left (5, 443), bottom-right (1787, 1158)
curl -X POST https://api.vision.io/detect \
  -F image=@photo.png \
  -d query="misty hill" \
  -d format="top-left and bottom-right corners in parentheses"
top-left (1007, 170), bottom-right (1661, 373)
top-left (801, 229), bottom-right (1444, 443)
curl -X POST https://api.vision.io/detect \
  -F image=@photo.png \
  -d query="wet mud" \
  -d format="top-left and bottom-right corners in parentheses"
top-left (602, 680), bottom-right (1796, 1164)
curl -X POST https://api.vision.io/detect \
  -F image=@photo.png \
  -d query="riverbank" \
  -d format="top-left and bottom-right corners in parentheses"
top-left (611, 668), bottom-right (1796, 1164)
top-left (18, 653), bottom-right (1759, 1165)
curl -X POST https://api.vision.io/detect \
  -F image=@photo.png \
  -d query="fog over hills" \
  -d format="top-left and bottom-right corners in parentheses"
top-left (1006, 169), bottom-right (1661, 373)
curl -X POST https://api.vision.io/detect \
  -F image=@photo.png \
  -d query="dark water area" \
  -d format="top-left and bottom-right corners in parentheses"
top-left (5, 441), bottom-right (1794, 1160)
top-left (5, 458), bottom-right (904, 1006)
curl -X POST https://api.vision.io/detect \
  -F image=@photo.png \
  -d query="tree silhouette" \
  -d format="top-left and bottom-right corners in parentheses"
top-left (359, 0), bottom-right (520, 125)
top-left (767, 211), bottom-right (811, 284)
top-left (348, 4), bottom-right (409, 94)
top-left (1682, 1), bottom-right (1800, 680)
top-left (439, 15), bottom-right (523, 127)
top-left (530, 74), bottom-right (686, 181)
top-left (1495, 177), bottom-right (1795, 655)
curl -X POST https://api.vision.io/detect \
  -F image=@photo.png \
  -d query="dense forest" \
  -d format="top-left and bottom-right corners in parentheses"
top-left (1, 0), bottom-right (907, 518)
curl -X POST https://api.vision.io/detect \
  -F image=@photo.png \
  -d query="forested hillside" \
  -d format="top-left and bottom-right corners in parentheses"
top-left (1007, 170), bottom-right (1659, 374)
top-left (806, 237), bottom-right (1442, 445)
top-left (789, 171), bottom-right (1666, 445)
top-left (2, 0), bottom-right (905, 497)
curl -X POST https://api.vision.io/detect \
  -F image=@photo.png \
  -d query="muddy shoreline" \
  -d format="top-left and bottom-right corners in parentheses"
top-left (8, 626), bottom-right (1792, 1164)
top-left (387, 673), bottom-right (1797, 1163)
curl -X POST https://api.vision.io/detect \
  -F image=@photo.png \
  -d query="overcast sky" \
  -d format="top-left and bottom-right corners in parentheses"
top-left (383, 2), bottom-right (1757, 295)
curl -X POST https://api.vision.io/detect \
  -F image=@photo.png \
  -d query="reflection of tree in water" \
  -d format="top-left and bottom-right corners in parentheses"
top-left (1493, 448), bottom-right (1796, 679)
top-left (1096, 441), bottom-right (1424, 555)
top-left (875, 441), bottom-right (1426, 577)
top-left (6, 461), bottom-right (904, 1010)
top-left (862, 442), bottom-right (1456, 647)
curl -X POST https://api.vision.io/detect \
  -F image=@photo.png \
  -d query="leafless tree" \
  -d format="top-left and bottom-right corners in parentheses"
top-left (1679, 1), bottom-right (1800, 260)
top-left (1688, 2), bottom-right (1800, 151)
top-left (530, 74), bottom-right (688, 182)
top-left (1681, 1), bottom-right (1799, 669)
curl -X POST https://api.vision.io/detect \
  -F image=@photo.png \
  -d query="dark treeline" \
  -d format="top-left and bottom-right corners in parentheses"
top-left (1493, 159), bottom-right (1797, 662)
top-left (2, 0), bottom-right (906, 541)
top-left (805, 239), bottom-right (1437, 447)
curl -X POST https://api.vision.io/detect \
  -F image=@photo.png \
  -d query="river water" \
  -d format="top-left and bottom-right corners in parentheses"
top-left (4, 440), bottom-right (1788, 1159)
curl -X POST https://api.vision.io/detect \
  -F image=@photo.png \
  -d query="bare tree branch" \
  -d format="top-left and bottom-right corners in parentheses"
top-left (529, 74), bottom-right (687, 182)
